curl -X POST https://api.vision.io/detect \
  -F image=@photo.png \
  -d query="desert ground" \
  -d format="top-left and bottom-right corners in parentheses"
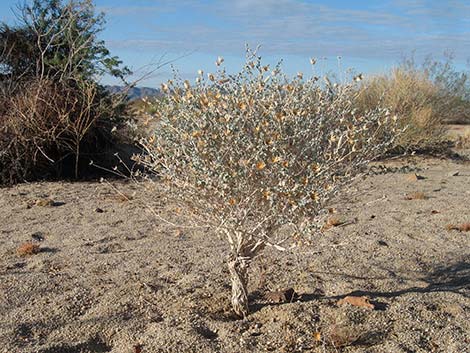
top-left (0, 132), bottom-right (469, 353)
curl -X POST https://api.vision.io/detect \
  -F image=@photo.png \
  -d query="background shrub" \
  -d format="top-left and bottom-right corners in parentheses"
top-left (0, 0), bottom-right (130, 184)
top-left (404, 53), bottom-right (470, 125)
top-left (0, 78), bottom-right (124, 183)
top-left (355, 68), bottom-right (446, 152)
top-left (355, 54), bottom-right (470, 153)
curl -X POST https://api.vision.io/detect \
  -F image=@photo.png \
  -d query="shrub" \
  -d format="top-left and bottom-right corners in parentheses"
top-left (355, 67), bottom-right (447, 152)
top-left (0, 78), bottom-right (121, 183)
top-left (405, 53), bottom-right (470, 124)
top-left (0, 0), bottom-right (130, 184)
top-left (138, 49), bottom-right (400, 317)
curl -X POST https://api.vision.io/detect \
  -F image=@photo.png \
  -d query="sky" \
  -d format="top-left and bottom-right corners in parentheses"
top-left (1, 0), bottom-right (470, 87)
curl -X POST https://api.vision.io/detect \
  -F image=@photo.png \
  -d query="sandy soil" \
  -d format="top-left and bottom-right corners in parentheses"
top-left (0, 152), bottom-right (469, 352)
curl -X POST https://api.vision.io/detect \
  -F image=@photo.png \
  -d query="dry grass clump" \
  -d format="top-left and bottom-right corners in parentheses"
top-left (355, 68), bottom-right (447, 153)
top-left (455, 130), bottom-right (470, 149)
top-left (17, 242), bottom-right (40, 256)
top-left (138, 48), bottom-right (400, 317)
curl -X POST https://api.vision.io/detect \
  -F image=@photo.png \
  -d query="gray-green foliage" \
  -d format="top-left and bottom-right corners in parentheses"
top-left (139, 49), bottom-right (400, 317)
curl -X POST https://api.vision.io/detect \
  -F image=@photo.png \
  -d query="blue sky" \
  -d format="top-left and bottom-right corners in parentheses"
top-left (1, 0), bottom-right (470, 87)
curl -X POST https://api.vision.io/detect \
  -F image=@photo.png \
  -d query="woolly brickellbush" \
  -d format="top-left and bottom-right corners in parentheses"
top-left (139, 49), bottom-right (400, 317)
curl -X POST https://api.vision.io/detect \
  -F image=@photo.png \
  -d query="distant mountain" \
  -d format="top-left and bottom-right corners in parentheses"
top-left (105, 85), bottom-right (162, 101)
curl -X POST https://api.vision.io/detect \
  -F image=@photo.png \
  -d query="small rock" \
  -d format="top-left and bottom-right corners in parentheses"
top-left (448, 171), bottom-right (459, 177)
top-left (407, 173), bottom-right (425, 181)
top-left (337, 296), bottom-right (375, 309)
top-left (377, 240), bottom-right (388, 246)
top-left (94, 207), bottom-right (104, 213)
top-left (31, 232), bottom-right (45, 242)
top-left (17, 242), bottom-right (41, 256)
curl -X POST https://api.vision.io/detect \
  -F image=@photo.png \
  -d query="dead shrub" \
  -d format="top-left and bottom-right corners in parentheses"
top-left (0, 79), bottom-right (121, 183)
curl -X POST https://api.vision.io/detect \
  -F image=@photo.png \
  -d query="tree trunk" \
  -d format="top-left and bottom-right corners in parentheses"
top-left (228, 254), bottom-right (250, 318)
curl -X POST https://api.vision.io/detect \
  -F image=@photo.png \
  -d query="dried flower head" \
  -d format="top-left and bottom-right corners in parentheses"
top-left (216, 56), bottom-right (224, 66)
top-left (354, 73), bottom-right (363, 82)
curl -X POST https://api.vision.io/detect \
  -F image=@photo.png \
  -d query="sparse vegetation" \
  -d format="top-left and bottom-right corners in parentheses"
top-left (1, 0), bottom-right (470, 351)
